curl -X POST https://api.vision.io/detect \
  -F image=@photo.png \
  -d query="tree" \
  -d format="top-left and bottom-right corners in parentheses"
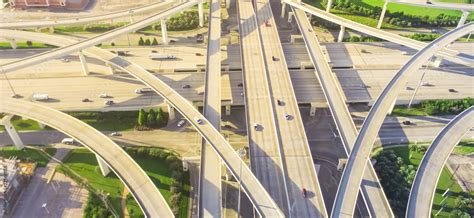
top-left (147, 111), bottom-right (155, 127)
top-left (138, 37), bottom-right (145, 46)
top-left (110, 42), bottom-right (115, 46)
top-left (144, 38), bottom-right (151, 46)
top-left (26, 41), bottom-right (33, 47)
top-left (138, 109), bottom-right (147, 126)
top-left (152, 37), bottom-right (158, 45)
top-left (156, 108), bottom-right (165, 126)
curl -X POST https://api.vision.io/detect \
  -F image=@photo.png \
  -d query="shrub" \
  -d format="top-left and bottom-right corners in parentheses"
top-left (26, 41), bottom-right (32, 47)
top-left (152, 37), bottom-right (159, 45)
top-left (138, 37), bottom-right (145, 46)
top-left (144, 38), bottom-right (151, 46)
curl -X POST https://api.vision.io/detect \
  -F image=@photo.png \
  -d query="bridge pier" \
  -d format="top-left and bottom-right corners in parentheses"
top-left (457, 10), bottom-right (469, 28)
top-left (432, 56), bottom-right (443, 67)
top-left (167, 103), bottom-right (176, 121)
top-left (326, 0), bottom-right (332, 12)
top-left (38, 122), bottom-right (46, 129)
top-left (281, 2), bottom-right (286, 18)
top-left (377, 1), bottom-right (388, 29)
top-left (48, 27), bottom-right (54, 34)
top-left (225, 105), bottom-right (231, 116)
top-left (0, 114), bottom-right (25, 149)
top-left (161, 19), bottom-right (169, 45)
top-left (79, 51), bottom-right (90, 75)
top-left (129, 15), bottom-right (135, 24)
top-left (387, 99), bottom-right (396, 115)
top-left (226, 0), bottom-right (230, 8)
top-left (198, 2), bottom-right (204, 27)
top-left (105, 62), bottom-right (116, 75)
top-left (337, 26), bottom-right (345, 42)
top-left (288, 12), bottom-right (294, 23)
top-left (7, 38), bottom-right (17, 49)
top-left (96, 155), bottom-right (111, 176)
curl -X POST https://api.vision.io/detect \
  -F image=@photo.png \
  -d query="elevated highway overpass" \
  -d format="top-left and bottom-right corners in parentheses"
top-left (0, 99), bottom-right (173, 217)
top-left (254, 0), bottom-right (327, 216)
top-left (198, 0), bottom-right (222, 216)
top-left (283, 0), bottom-right (474, 65)
top-left (291, 7), bottom-right (393, 217)
top-left (236, 0), bottom-right (290, 214)
top-left (407, 106), bottom-right (474, 218)
top-left (0, 29), bottom-right (284, 217)
top-left (332, 22), bottom-right (474, 217)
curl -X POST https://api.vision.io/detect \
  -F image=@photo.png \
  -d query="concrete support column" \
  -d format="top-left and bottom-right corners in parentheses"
top-left (161, 19), bottom-right (169, 45)
top-left (387, 99), bottom-right (397, 115)
top-left (78, 51), bottom-right (90, 75)
top-left (225, 105), bottom-right (231, 116)
top-left (167, 103), bottom-right (176, 121)
top-left (198, 2), bottom-right (204, 27)
top-left (337, 26), bottom-right (345, 42)
top-left (8, 38), bottom-right (17, 49)
top-left (281, 2), bottom-right (286, 18)
top-left (326, 0), bottom-right (333, 12)
top-left (310, 102), bottom-right (317, 117)
top-left (1, 115), bottom-right (24, 149)
top-left (377, 1), bottom-right (388, 29)
top-left (226, 0), bottom-right (230, 9)
top-left (105, 62), bottom-right (115, 75)
top-left (38, 122), bottom-right (46, 129)
top-left (288, 12), bottom-right (294, 23)
top-left (457, 11), bottom-right (469, 28)
top-left (48, 27), bottom-right (54, 34)
top-left (432, 56), bottom-right (443, 67)
top-left (129, 15), bottom-right (135, 24)
top-left (96, 155), bottom-right (111, 176)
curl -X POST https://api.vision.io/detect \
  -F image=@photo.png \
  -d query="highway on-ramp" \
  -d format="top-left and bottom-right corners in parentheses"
top-left (0, 29), bottom-right (283, 217)
top-left (407, 106), bottom-right (474, 218)
top-left (332, 23), bottom-right (474, 217)
top-left (291, 7), bottom-right (393, 217)
top-left (283, 0), bottom-right (474, 65)
top-left (0, 99), bottom-right (173, 217)
top-left (255, 0), bottom-right (327, 216)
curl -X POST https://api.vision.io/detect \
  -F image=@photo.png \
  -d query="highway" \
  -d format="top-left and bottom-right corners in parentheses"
top-left (0, 0), bottom-right (199, 74)
top-left (0, 99), bottom-right (173, 217)
top-left (332, 23), bottom-right (474, 217)
top-left (1, 29), bottom-right (284, 216)
top-left (291, 7), bottom-right (393, 217)
top-left (236, 0), bottom-right (290, 214)
top-left (254, 0), bottom-right (327, 216)
top-left (198, 0), bottom-right (222, 216)
top-left (0, 1), bottom-right (176, 29)
top-left (283, 0), bottom-right (474, 65)
top-left (387, 0), bottom-right (474, 11)
top-left (407, 107), bottom-right (474, 218)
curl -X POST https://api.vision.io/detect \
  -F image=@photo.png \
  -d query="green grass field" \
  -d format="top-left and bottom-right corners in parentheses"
top-left (67, 111), bottom-right (137, 131)
top-left (386, 146), bottom-right (473, 217)
top-left (453, 141), bottom-right (474, 155)
top-left (0, 42), bottom-right (55, 49)
top-left (61, 148), bottom-right (189, 217)
top-left (0, 146), bottom-right (55, 167)
top-left (0, 116), bottom-right (45, 131)
top-left (391, 106), bottom-right (428, 116)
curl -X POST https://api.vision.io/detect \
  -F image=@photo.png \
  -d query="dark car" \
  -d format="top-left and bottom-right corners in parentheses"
top-left (277, 99), bottom-right (284, 106)
top-left (182, 84), bottom-right (191, 89)
top-left (196, 34), bottom-right (204, 43)
top-left (448, 88), bottom-right (457, 93)
top-left (82, 98), bottom-right (91, 102)
top-left (272, 56), bottom-right (279, 61)
top-left (402, 120), bottom-right (412, 125)
top-left (237, 83), bottom-right (243, 87)
top-left (302, 188), bottom-right (307, 198)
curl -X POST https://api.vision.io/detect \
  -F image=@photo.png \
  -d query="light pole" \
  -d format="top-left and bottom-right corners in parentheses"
top-left (408, 56), bottom-right (434, 108)
top-left (237, 147), bottom-right (247, 218)
top-left (42, 203), bottom-right (50, 214)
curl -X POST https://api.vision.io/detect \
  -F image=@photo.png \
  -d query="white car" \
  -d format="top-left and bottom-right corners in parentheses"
top-left (253, 123), bottom-right (259, 131)
top-left (110, 132), bottom-right (121, 136)
top-left (99, 93), bottom-right (109, 98)
top-left (177, 120), bottom-right (186, 127)
top-left (284, 113), bottom-right (291, 120)
top-left (61, 138), bottom-right (75, 145)
top-left (194, 117), bottom-right (203, 124)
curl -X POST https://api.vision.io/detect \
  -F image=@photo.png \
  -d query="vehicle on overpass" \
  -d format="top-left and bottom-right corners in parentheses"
top-left (149, 53), bottom-right (177, 60)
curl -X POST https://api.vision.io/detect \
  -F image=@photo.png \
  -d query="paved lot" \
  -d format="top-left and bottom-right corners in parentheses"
top-left (446, 153), bottom-right (474, 192)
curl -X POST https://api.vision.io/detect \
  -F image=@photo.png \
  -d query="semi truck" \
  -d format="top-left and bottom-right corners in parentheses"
top-left (149, 53), bottom-right (176, 60)
top-left (32, 94), bottom-right (49, 101)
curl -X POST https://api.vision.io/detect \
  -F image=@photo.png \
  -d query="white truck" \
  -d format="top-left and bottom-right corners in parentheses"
top-left (149, 53), bottom-right (176, 60)
top-left (32, 94), bottom-right (49, 101)
top-left (61, 138), bottom-right (75, 145)
top-left (135, 87), bottom-right (154, 94)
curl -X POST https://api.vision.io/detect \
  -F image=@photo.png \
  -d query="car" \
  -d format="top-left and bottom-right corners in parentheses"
top-left (284, 113), bottom-right (291, 120)
top-left (61, 58), bottom-right (69, 62)
top-left (401, 51), bottom-right (409, 55)
top-left (99, 93), bottom-right (109, 98)
top-left (177, 120), bottom-right (186, 127)
top-left (431, 29), bottom-right (437, 33)
top-left (240, 92), bottom-right (244, 96)
top-left (195, 53), bottom-right (203, 56)
top-left (104, 100), bottom-right (114, 105)
top-left (110, 132), bottom-right (121, 136)
top-left (194, 117), bottom-right (203, 124)
top-left (61, 138), bottom-right (75, 145)
top-left (272, 56), bottom-right (280, 61)
top-left (198, 91), bottom-right (204, 95)
top-left (277, 99), bottom-right (284, 106)
top-left (264, 20), bottom-right (271, 27)
top-left (308, 28), bottom-right (313, 32)
top-left (427, 1), bottom-right (432, 4)
top-left (224, 124), bottom-right (233, 129)
top-left (448, 88), bottom-right (457, 93)
top-left (151, 50), bottom-right (158, 53)
top-left (82, 98), bottom-right (91, 102)
top-left (182, 84), bottom-right (191, 89)
top-left (301, 188), bottom-right (307, 198)
top-left (196, 34), bottom-right (204, 43)
top-left (420, 82), bottom-right (431, 86)
top-left (402, 120), bottom-right (412, 125)
top-left (253, 123), bottom-right (259, 131)
top-left (237, 83), bottom-right (243, 87)
top-left (406, 86), bottom-right (414, 91)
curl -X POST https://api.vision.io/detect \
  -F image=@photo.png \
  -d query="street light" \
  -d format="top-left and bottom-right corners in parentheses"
top-left (237, 147), bottom-right (247, 218)
top-left (42, 203), bottom-right (50, 214)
